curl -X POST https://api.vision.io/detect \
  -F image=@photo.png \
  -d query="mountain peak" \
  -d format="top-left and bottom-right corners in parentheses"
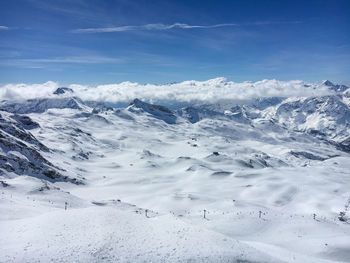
top-left (129, 98), bottom-right (143, 107)
top-left (322, 80), bottom-right (349, 93)
top-left (322, 80), bottom-right (334, 86)
top-left (53, 87), bottom-right (74, 95)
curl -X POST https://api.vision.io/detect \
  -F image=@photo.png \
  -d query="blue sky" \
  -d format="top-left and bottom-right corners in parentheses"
top-left (0, 0), bottom-right (349, 84)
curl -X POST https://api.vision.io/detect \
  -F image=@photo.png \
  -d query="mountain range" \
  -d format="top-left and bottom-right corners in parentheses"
top-left (0, 79), bottom-right (349, 263)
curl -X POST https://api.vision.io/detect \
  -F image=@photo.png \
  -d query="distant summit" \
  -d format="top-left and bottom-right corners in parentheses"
top-left (53, 87), bottom-right (74, 95)
top-left (322, 80), bottom-right (349, 93)
top-left (322, 80), bottom-right (334, 86)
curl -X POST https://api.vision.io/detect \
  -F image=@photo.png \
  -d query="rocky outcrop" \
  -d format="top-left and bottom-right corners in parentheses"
top-left (0, 111), bottom-right (82, 184)
top-left (128, 99), bottom-right (177, 124)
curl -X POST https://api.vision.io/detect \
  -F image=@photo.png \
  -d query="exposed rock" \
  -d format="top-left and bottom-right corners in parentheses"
top-left (0, 111), bottom-right (82, 184)
top-left (53, 87), bottom-right (74, 95)
top-left (128, 99), bottom-right (177, 124)
top-left (10, 114), bottom-right (40, 130)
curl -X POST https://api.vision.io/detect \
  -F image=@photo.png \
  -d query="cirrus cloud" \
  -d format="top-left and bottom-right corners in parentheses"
top-left (72, 21), bottom-right (301, 33)
top-left (72, 23), bottom-right (239, 33)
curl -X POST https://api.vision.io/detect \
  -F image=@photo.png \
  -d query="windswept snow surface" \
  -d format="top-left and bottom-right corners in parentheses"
top-left (1, 79), bottom-right (350, 262)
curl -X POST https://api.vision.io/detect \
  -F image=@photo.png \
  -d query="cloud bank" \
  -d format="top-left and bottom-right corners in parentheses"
top-left (0, 78), bottom-right (335, 104)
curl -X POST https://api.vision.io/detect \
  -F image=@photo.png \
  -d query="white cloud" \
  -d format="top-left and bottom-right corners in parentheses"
top-left (0, 81), bottom-right (59, 101)
top-left (0, 26), bottom-right (9, 30)
top-left (0, 78), bottom-right (334, 104)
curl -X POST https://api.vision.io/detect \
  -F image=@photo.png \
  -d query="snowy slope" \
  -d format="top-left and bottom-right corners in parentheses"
top-left (0, 111), bottom-right (81, 184)
top-left (0, 79), bottom-right (350, 263)
top-left (272, 95), bottom-right (350, 143)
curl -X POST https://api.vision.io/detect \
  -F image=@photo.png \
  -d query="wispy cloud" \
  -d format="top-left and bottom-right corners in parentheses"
top-left (0, 56), bottom-right (122, 68)
top-left (0, 26), bottom-right (9, 30)
top-left (21, 56), bottom-right (122, 64)
top-left (72, 23), bottom-right (239, 33)
top-left (72, 21), bottom-right (301, 33)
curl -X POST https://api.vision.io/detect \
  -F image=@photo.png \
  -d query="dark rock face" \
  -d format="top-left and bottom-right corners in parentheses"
top-left (0, 113), bottom-right (48, 151)
top-left (337, 137), bottom-right (350, 153)
top-left (177, 106), bottom-right (224, 124)
top-left (128, 99), bottom-right (177, 124)
top-left (0, 111), bottom-right (82, 184)
top-left (90, 102), bottom-right (114, 114)
top-left (322, 80), bottom-right (349, 93)
top-left (177, 107), bottom-right (201, 123)
top-left (10, 114), bottom-right (40, 130)
top-left (130, 99), bottom-right (173, 114)
top-left (290, 151), bottom-right (327, 161)
top-left (53, 87), bottom-right (74, 95)
top-left (0, 180), bottom-right (10, 187)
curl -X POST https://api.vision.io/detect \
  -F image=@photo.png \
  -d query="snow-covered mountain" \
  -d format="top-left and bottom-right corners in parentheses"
top-left (1, 79), bottom-right (350, 262)
top-left (0, 111), bottom-right (81, 184)
top-left (322, 80), bottom-right (350, 93)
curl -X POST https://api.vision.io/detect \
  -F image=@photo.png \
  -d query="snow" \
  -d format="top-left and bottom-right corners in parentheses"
top-left (1, 79), bottom-right (350, 262)
top-left (1, 205), bottom-right (282, 263)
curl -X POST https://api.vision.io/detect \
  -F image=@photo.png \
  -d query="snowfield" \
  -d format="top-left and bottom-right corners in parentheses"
top-left (0, 78), bottom-right (350, 262)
